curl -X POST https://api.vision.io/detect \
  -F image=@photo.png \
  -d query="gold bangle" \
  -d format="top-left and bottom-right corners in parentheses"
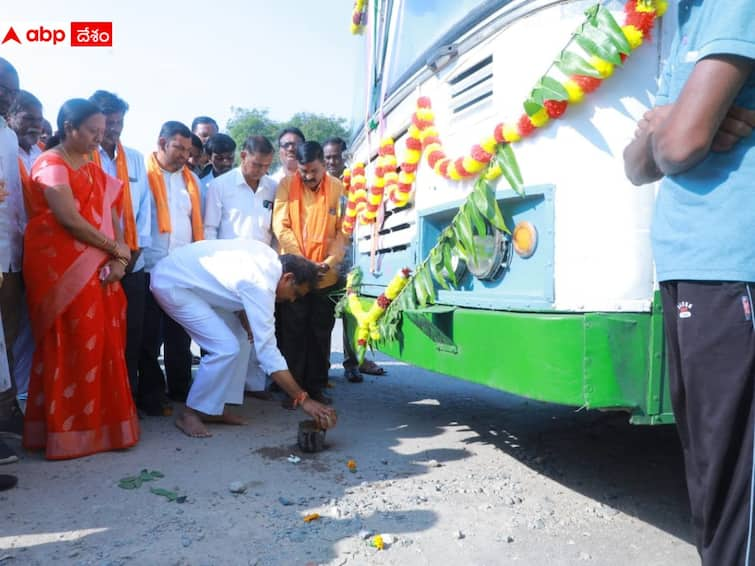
top-left (115, 256), bottom-right (129, 267)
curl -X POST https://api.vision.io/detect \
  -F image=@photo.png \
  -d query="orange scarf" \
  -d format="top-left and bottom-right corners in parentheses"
top-left (146, 152), bottom-right (204, 241)
top-left (17, 157), bottom-right (32, 216)
top-left (288, 171), bottom-right (331, 263)
top-left (91, 144), bottom-right (138, 250)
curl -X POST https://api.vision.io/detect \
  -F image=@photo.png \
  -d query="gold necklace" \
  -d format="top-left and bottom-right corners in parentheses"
top-left (60, 145), bottom-right (92, 183)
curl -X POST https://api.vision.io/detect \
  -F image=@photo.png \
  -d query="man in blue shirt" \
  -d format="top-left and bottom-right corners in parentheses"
top-left (624, 2), bottom-right (754, 563)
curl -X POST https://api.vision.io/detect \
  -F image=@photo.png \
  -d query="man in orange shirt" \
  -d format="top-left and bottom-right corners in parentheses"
top-left (273, 141), bottom-right (345, 406)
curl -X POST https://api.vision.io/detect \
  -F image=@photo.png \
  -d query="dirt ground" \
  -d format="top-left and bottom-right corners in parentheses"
top-left (1, 322), bottom-right (698, 566)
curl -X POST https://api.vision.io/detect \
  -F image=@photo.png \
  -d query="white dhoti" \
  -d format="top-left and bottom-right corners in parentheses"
top-left (244, 347), bottom-right (267, 392)
top-left (151, 284), bottom-right (249, 415)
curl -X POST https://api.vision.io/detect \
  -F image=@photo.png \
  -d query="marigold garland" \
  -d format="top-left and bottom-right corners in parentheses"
top-left (342, 0), bottom-right (667, 234)
top-left (346, 267), bottom-right (411, 362)
top-left (350, 0), bottom-right (368, 35)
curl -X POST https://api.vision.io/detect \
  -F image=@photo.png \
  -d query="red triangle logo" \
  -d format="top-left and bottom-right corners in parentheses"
top-left (2, 27), bottom-right (21, 45)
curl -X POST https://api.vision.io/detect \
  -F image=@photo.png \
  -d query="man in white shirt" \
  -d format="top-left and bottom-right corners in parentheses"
top-left (7, 90), bottom-right (44, 402)
top-left (89, 90), bottom-right (152, 405)
top-left (198, 133), bottom-right (236, 215)
top-left (270, 127), bottom-right (304, 182)
top-left (150, 239), bottom-right (337, 438)
top-left (205, 135), bottom-right (276, 397)
top-left (0, 58), bottom-right (25, 453)
top-left (141, 121), bottom-right (204, 416)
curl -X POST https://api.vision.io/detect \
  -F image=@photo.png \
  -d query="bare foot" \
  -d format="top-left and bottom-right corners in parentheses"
top-left (198, 406), bottom-right (247, 426)
top-left (175, 411), bottom-right (212, 438)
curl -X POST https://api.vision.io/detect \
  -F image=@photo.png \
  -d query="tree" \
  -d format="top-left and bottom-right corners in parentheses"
top-left (226, 108), bottom-right (350, 169)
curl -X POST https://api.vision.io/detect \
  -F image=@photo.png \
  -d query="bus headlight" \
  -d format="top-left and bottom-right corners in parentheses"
top-left (466, 229), bottom-right (510, 281)
top-left (512, 221), bottom-right (538, 258)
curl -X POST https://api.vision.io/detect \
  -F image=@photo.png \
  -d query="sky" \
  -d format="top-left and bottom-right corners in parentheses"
top-left (0, 0), bottom-right (362, 155)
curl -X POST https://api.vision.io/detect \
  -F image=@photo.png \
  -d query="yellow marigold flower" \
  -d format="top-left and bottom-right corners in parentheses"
top-left (530, 108), bottom-right (550, 128)
top-left (502, 124), bottom-right (522, 143)
top-left (370, 329), bottom-right (381, 341)
top-left (398, 171), bottom-right (415, 185)
top-left (485, 162), bottom-right (503, 181)
top-left (371, 535), bottom-right (384, 550)
top-left (394, 194), bottom-right (409, 207)
top-left (380, 137), bottom-right (394, 148)
top-left (375, 177), bottom-right (386, 188)
top-left (462, 156), bottom-right (485, 174)
top-left (424, 142), bottom-right (442, 156)
top-left (368, 194), bottom-right (382, 206)
top-left (590, 56), bottom-right (614, 79)
top-left (383, 156), bottom-right (398, 169)
top-left (622, 25), bottom-right (644, 50)
top-left (347, 459), bottom-right (357, 471)
top-left (448, 166), bottom-right (463, 181)
top-left (563, 79), bottom-right (585, 103)
top-left (635, 0), bottom-right (656, 12)
top-left (481, 135), bottom-right (498, 154)
top-left (416, 108), bottom-right (434, 123)
top-left (352, 174), bottom-right (366, 186)
top-left (350, 24), bottom-right (361, 35)
top-left (407, 125), bottom-right (421, 139)
top-left (346, 208), bottom-right (357, 219)
top-left (656, 0), bottom-right (668, 16)
top-left (384, 171), bottom-right (398, 183)
top-left (420, 126), bottom-right (439, 140)
top-left (404, 149), bottom-right (422, 164)
top-left (357, 326), bottom-right (369, 340)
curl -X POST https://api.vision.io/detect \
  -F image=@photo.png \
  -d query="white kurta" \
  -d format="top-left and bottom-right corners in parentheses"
top-left (149, 239), bottom-right (287, 414)
top-left (204, 168), bottom-right (276, 244)
top-left (143, 163), bottom-right (198, 271)
top-left (203, 168), bottom-right (278, 391)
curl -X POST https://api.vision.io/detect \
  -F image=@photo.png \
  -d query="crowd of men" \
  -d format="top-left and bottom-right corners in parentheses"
top-left (0, 56), bottom-right (385, 488)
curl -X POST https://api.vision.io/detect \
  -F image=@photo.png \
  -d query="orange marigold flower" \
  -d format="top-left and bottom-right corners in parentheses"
top-left (517, 114), bottom-right (535, 137)
top-left (571, 74), bottom-right (602, 93)
top-left (470, 144), bottom-right (493, 163)
top-left (544, 100), bottom-right (568, 118)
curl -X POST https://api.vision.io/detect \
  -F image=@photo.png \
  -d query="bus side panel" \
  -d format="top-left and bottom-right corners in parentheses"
top-left (370, 304), bottom-right (673, 422)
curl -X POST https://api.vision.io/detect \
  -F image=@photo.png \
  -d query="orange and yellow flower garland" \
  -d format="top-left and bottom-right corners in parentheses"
top-left (342, 0), bottom-right (667, 234)
top-left (346, 267), bottom-right (411, 361)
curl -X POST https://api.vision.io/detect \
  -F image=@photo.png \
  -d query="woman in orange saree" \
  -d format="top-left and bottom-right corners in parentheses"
top-left (23, 99), bottom-right (139, 460)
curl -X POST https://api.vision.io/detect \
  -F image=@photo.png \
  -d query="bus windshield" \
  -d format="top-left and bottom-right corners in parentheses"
top-left (385, 0), bottom-right (507, 94)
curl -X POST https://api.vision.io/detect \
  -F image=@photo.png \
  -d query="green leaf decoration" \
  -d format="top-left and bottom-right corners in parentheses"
top-left (496, 144), bottom-right (524, 196)
top-left (531, 76), bottom-right (569, 105)
top-left (574, 23), bottom-right (623, 66)
top-left (594, 4), bottom-right (631, 54)
top-left (442, 244), bottom-right (458, 287)
top-left (429, 247), bottom-right (449, 289)
top-left (414, 272), bottom-right (429, 307)
top-left (555, 50), bottom-right (603, 78)
top-left (473, 182), bottom-right (508, 233)
top-left (421, 267), bottom-right (436, 304)
top-left (523, 99), bottom-right (544, 117)
top-left (454, 213), bottom-right (477, 263)
top-left (465, 199), bottom-right (488, 239)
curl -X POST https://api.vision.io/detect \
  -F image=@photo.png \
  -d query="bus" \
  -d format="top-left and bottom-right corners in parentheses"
top-left (343, 0), bottom-right (675, 425)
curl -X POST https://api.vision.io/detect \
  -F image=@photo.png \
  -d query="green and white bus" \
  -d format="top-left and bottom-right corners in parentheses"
top-left (345, 0), bottom-right (675, 424)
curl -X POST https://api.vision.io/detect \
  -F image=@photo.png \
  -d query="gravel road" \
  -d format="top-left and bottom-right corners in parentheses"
top-left (1, 322), bottom-right (697, 565)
